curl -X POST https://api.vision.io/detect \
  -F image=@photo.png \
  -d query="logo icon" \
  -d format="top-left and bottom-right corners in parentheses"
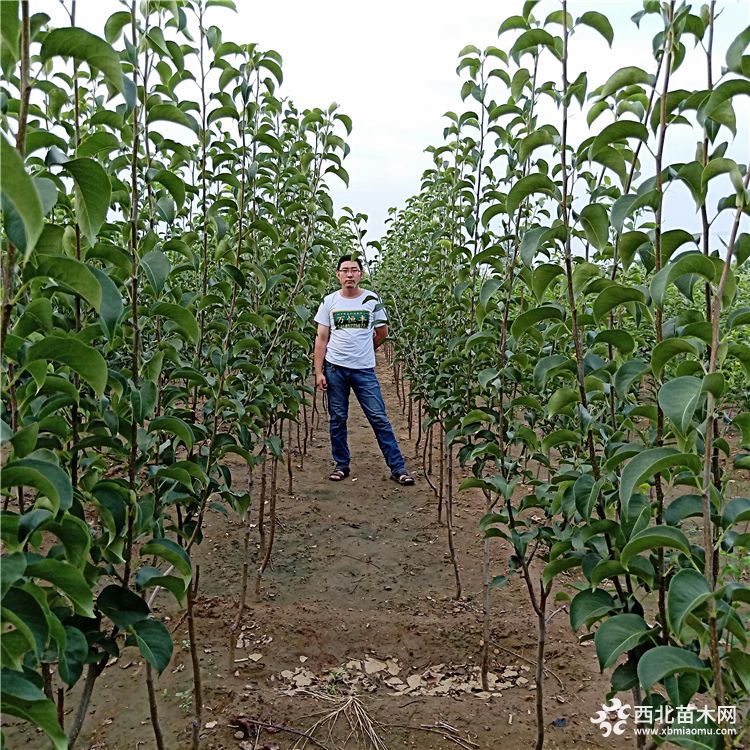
top-left (591, 698), bottom-right (631, 737)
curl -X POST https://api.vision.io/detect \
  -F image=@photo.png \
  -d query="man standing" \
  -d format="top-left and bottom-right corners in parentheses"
top-left (313, 255), bottom-right (414, 485)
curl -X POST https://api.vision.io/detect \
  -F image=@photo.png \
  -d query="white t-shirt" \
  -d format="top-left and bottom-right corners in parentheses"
top-left (314, 289), bottom-right (387, 369)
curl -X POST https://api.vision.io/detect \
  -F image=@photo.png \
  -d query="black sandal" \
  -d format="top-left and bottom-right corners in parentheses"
top-left (329, 468), bottom-right (350, 481)
top-left (390, 471), bottom-right (415, 486)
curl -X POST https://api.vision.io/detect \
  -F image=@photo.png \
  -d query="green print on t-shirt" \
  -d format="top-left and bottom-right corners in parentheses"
top-left (333, 310), bottom-right (369, 329)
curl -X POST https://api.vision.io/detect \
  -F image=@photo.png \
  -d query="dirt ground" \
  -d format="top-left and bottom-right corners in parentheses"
top-left (9, 353), bottom-right (636, 750)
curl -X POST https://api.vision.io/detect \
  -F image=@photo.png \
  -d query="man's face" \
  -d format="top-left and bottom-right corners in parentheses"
top-left (336, 263), bottom-right (362, 290)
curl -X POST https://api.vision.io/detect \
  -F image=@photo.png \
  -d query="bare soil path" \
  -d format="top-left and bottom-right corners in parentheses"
top-left (10, 353), bottom-right (631, 750)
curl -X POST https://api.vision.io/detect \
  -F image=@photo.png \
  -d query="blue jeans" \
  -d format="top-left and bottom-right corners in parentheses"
top-left (324, 360), bottom-right (406, 475)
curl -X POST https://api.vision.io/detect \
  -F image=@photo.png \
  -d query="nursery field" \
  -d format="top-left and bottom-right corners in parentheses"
top-left (7, 361), bottom-right (637, 749)
top-left (1, 1), bottom-right (749, 749)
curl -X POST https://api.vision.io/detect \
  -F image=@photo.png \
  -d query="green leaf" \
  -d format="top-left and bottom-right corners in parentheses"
top-left (703, 80), bottom-right (750, 127)
top-left (45, 513), bottom-right (91, 569)
top-left (39, 28), bottom-right (123, 93)
top-left (665, 494), bottom-right (704, 525)
top-left (89, 265), bottom-right (123, 340)
top-left (77, 131), bottom-right (120, 158)
top-left (533, 354), bottom-right (571, 391)
top-left (614, 358), bottom-right (649, 399)
top-left (595, 613), bottom-right (651, 669)
top-left (130, 619), bottom-right (173, 674)
top-left (147, 416), bottom-right (194, 452)
top-left (1, 458), bottom-right (73, 514)
top-left (578, 11), bottom-right (613, 46)
top-left (26, 336), bottom-right (108, 395)
top-left (733, 413), bottom-right (750, 448)
top-left (592, 284), bottom-right (644, 324)
top-left (498, 15), bottom-right (528, 34)
top-left (599, 66), bottom-right (656, 98)
top-left (509, 29), bottom-right (561, 62)
top-left (97, 585), bottom-right (149, 627)
top-left (590, 121), bottom-right (649, 157)
top-left (59, 625), bottom-right (88, 687)
top-left (1, 551), bottom-right (26, 599)
top-left (249, 218), bottom-right (280, 244)
top-left (701, 156), bottom-right (745, 194)
top-left (637, 646), bottom-right (709, 691)
top-left (726, 649), bottom-right (750, 695)
top-left (104, 10), bottom-right (131, 43)
top-left (668, 569), bottom-right (711, 637)
top-left (592, 329), bottom-right (635, 354)
top-left (620, 526), bottom-right (693, 569)
top-left (659, 229), bottom-right (697, 265)
top-left (520, 225), bottom-right (560, 267)
top-left (571, 261), bottom-right (601, 294)
top-left (510, 304), bottom-right (564, 338)
top-left (148, 169), bottom-right (186, 209)
top-left (579, 203), bottom-right (610, 251)
top-left (651, 337), bottom-right (699, 376)
top-left (547, 387), bottom-right (580, 416)
top-left (135, 567), bottom-right (187, 604)
top-left (140, 538), bottom-right (192, 581)
top-left (32, 255), bottom-right (102, 312)
top-left (0, 1), bottom-right (20, 62)
top-left (151, 302), bottom-right (199, 344)
top-left (658, 376), bottom-right (703, 435)
top-left (131, 381), bottom-right (157, 424)
top-left (1, 136), bottom-right (44, 261)
top-left (542, 557), bottom-right (582, 588)
top-left (63, 158), bottom-right (112, 245)
top-left (479, 277), bottom-right (502, 308)
top-left (619, 447), bottom-right (701, 510)
top-left (531, 263), bottom-right (564, 301)
top-left (518, 129), bottom-right (556, 162)
top-left (140, 250), bottom-right (171, 293)
top-left (0, 669), bottom-right (67, 750)
top-left (650, 254), bottom-right (716, 309)
top-left (12, 298), bottom-right (53, 337)
top-left (726, 25), bottom-right (750, 74)
top-left (7, 423), bottom-right (39, 458)
top-left (570, 588), bottom-right (615, 630)
top-left (2, 587), bottom-right (49, 658)
top-left (25, 559), bottom-right (94, 617)
top-left (148, 103), bottom-right (199, 135)
top-left (541, 429), bottom-right (580, 454)
top-left (505, 174), bottom-right (557, 217)
top-left (617, 230), bottom-right (649, 271)
top-left (721, 497), bottom-right (750, 529)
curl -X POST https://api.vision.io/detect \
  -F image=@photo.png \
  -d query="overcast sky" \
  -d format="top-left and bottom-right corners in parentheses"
top-left (39, 0), bottom-right (749, 243)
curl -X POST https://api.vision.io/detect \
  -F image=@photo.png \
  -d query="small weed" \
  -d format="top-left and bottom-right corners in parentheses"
top-left (174, 689), bottom-right (193, 714)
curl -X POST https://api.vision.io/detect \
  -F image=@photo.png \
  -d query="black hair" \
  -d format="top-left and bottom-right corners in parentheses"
top-left (337, 254), bottom-right (363, 270)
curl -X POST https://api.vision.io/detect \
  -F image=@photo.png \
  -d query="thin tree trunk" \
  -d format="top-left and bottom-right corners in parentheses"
top-left (186, 568), bottom-right (203, 750)
top-left (146, 663), bottom-right (166, 750)
top-left (255, 456), bottom-right (278, 599)
top-left (445, 444), bottom-right (461, 599)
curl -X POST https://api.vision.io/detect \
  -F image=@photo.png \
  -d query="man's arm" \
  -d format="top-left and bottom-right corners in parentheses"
top-left (373, 323), bottom-right (388, 350)
top-left (314, 323), bottom-right (330, 389)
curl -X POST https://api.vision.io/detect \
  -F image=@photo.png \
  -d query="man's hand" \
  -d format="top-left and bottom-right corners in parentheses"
top-left (316, 373), bottom-right (327, 391)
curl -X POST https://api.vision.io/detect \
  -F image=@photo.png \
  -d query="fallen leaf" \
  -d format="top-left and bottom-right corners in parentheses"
top-left (364, 657), bottom-right (387, 674)
top-left (406, 674), bottom-right (423, 689)
top-left (248, 653), bottom-right (263, 662)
